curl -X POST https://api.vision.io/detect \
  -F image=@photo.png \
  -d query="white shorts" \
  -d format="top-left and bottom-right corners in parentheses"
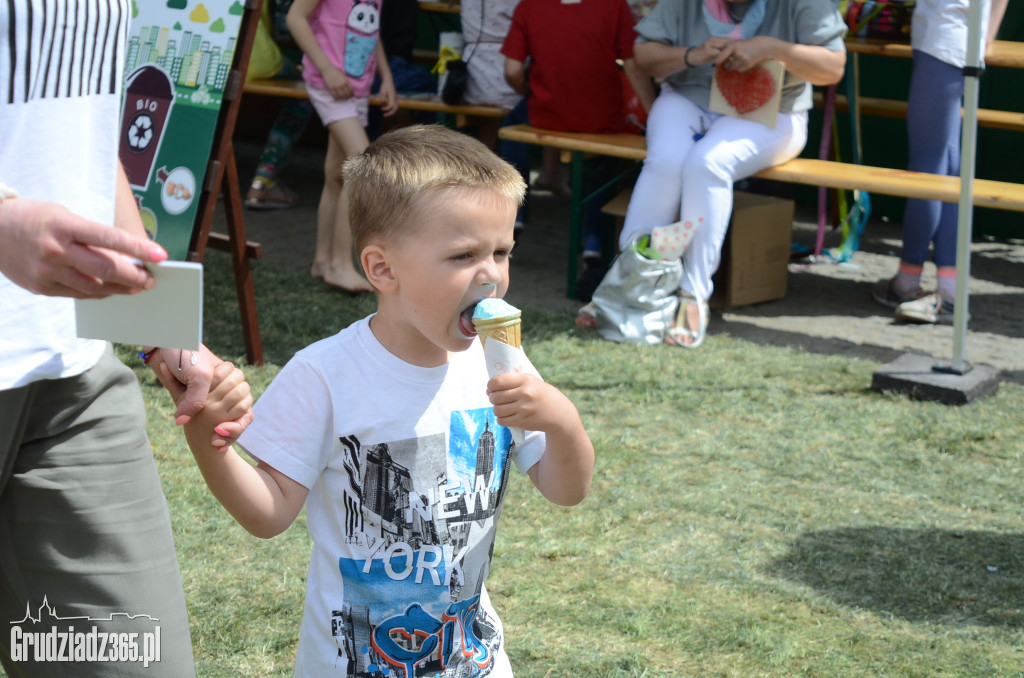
top-left (307, 84), bottom-right (370, 127)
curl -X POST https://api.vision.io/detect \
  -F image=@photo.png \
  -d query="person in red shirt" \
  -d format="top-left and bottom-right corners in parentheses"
top-left (502, 0), bottom-right (651, 133)
top-left (502, 0), bottom-right (654, 300)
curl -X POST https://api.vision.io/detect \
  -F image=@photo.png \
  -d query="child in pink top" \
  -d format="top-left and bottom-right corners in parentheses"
top-left (288, 0), bottom-right (399, 291)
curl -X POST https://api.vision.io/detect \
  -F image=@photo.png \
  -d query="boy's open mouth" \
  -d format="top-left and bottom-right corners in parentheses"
top-left (458, 302), bottom-right (480, 338)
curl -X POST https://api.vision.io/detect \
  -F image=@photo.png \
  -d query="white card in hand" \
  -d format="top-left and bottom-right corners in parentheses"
top-left (75, 260), bottom-right (203, 350)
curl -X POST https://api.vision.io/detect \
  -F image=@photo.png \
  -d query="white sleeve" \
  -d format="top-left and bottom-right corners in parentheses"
top-left (237, 356), bottom-right (336, 489)
top-left (511, 429), bottom-right (545, 475)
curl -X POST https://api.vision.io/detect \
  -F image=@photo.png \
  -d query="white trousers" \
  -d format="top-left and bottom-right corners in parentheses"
top-left (620, 86), bottom-right (808, 301)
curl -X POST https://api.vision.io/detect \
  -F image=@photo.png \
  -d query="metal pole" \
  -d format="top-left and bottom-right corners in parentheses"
top-left (949, 0), bottom-right (984, 374)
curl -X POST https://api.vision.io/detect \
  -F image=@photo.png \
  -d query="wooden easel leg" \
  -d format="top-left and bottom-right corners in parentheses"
top-left (223, 141), bottom-right (264, 365)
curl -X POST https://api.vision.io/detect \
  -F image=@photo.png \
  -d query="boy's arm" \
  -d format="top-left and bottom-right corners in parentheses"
top-left (181, 363), bottom-right (308, 539)
top-left (504, 57), bottom-right (528, 97)
top-left (487, 374), bottom-right (594, 506)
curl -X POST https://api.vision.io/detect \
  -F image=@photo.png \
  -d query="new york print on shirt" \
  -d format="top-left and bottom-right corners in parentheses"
top-left (330, 407), bottom-right (515, 677)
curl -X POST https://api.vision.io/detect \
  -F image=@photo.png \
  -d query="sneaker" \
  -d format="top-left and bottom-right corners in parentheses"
top-left (872, 277), bottom-right (926, 309)
top-left (895, 292), bottom-right (955, 325)
top-left (245, 179), bottom-right (299, 210)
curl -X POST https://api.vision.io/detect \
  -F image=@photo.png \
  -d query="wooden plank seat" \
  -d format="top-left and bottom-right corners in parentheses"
top-left (845, 38), bottom-right (1024, 70)
top-left (242, 78), bottom-right (509, 118)
top-left (497, 123), bottom-right (1024, 298)
top-left (812, 91), bottom-right (1024, 133)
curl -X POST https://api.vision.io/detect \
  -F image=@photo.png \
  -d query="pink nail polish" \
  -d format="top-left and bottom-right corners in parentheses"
top-left (150, 246), bottom-right (168, 262)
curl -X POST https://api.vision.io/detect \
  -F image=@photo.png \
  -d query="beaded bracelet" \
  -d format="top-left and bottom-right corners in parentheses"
top-left (0, 182), bottom-right (18, 205)
top-left (683, 46), bottom-right (697, 69)
top-left (139, 347), bottom-right (159, 365)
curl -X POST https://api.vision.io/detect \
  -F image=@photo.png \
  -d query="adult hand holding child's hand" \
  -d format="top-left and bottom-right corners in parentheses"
top-left (150, 346), bottom-right (255, 450)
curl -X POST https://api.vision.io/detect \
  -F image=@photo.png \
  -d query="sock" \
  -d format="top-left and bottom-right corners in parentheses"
top-left (936, 266), bottom-right (956, 301)
top-left (252, 172), bottom-right (277, 189)
top-left (893, 262), bottom-right (923, 296)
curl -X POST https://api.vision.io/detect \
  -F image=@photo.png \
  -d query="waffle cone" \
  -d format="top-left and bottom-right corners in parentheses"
top-left (473, 315), bottom-right (521, 348)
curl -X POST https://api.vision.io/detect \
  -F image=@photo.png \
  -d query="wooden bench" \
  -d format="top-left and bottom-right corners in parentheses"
top-left (810, 39), bottom-right (1024, 133)
top-left (812, 91), bottom-right (1024, 133)
top-left (242, 78), bottom-right (509, 124)
top-left (497, 123), bottom-right (1024, 298)
top-left (845, 38), bottom-right (1024, 69)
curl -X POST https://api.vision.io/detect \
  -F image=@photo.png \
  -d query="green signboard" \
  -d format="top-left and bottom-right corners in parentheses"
top-left (118, 1), bottom-right (245, 260)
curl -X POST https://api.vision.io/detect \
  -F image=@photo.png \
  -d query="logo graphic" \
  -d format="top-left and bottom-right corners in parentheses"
top-left (9, 597), bottom-right (162, 667)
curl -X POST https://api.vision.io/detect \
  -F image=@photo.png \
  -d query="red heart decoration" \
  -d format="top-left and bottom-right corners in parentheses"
top-left (715, 63), bottom-right (776, 115)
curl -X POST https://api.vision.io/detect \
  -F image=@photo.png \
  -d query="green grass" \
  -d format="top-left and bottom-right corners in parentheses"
top-left (133, 252), bottom-right (1024, 676)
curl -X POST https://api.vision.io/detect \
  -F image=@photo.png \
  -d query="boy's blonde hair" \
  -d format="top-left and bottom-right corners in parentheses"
top-left (342, 125), bottom-right (527, 256)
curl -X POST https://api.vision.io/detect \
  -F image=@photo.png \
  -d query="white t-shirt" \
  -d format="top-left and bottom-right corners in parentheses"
top-left (0, 0), bottom-right (129, 389)
top-left (238, 317), bottom-right (545, 677)
top-left (911, 0), bottom-right (992, 68)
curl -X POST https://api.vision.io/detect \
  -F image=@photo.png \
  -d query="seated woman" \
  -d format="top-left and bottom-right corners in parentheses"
top-left (617, 0), bottom-right (846, 347)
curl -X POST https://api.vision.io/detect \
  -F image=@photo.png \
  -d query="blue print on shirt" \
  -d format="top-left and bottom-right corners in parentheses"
top-left (344, 0), bottom-right (380, 78)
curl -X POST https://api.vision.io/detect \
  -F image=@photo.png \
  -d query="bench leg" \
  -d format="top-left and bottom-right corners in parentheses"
top-left (567, 151), bottom-right (585, 299)
top-left (566, 154), bottom-right (640, 299)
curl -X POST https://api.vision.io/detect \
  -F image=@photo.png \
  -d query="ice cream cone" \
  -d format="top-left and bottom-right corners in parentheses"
top-left (473, 314), bottom-right (521, 348)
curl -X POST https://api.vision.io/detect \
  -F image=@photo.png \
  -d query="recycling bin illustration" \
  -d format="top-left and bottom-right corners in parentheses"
top-left (120, 65), bottom-right (175, 190)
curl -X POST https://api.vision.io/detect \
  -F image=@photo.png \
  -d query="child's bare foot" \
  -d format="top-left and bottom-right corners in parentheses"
top-left (322, 267), bottom-right (375, 293)
top-left (311, 262), bottom-right (325, 279)
top-left (535, 171), bottom-right (571, 200)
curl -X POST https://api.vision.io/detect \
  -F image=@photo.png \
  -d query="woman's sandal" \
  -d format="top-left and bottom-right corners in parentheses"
top-left (575, 302), bottom-right (598, 328)
top-left (665, 293), bottom-right (708, 348)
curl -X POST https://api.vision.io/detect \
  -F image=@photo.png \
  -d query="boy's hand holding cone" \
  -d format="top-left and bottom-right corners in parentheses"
top-left (472, 299), bottom-right (533, 445)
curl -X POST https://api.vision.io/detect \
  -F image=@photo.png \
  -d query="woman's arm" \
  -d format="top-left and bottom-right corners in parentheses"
top-left (633, 38), bottom-right (732, 79)
top-left (719, 36), bottom-right (846, 86)
top-left (622, 57), bottom-right (657, 113)
top-left (114, 161), bottom-right (146, 239)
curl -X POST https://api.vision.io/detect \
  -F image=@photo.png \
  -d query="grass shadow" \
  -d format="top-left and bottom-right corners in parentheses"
top-left (766, 527), bottom-right (1024, 627)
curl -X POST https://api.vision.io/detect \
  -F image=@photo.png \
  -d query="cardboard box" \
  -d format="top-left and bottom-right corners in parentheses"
top-left (601, 189), bottom-right (794, 309)
top-left (711, 191), bottom-right (794, 309)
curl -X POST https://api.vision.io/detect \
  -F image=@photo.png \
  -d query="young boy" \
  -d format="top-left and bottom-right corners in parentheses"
top-left (185, 125), bottom-right (594, 677)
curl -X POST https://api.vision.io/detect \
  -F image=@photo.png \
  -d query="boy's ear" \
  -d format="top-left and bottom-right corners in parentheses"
top-left (361, 245), bottom-right (396, 293)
